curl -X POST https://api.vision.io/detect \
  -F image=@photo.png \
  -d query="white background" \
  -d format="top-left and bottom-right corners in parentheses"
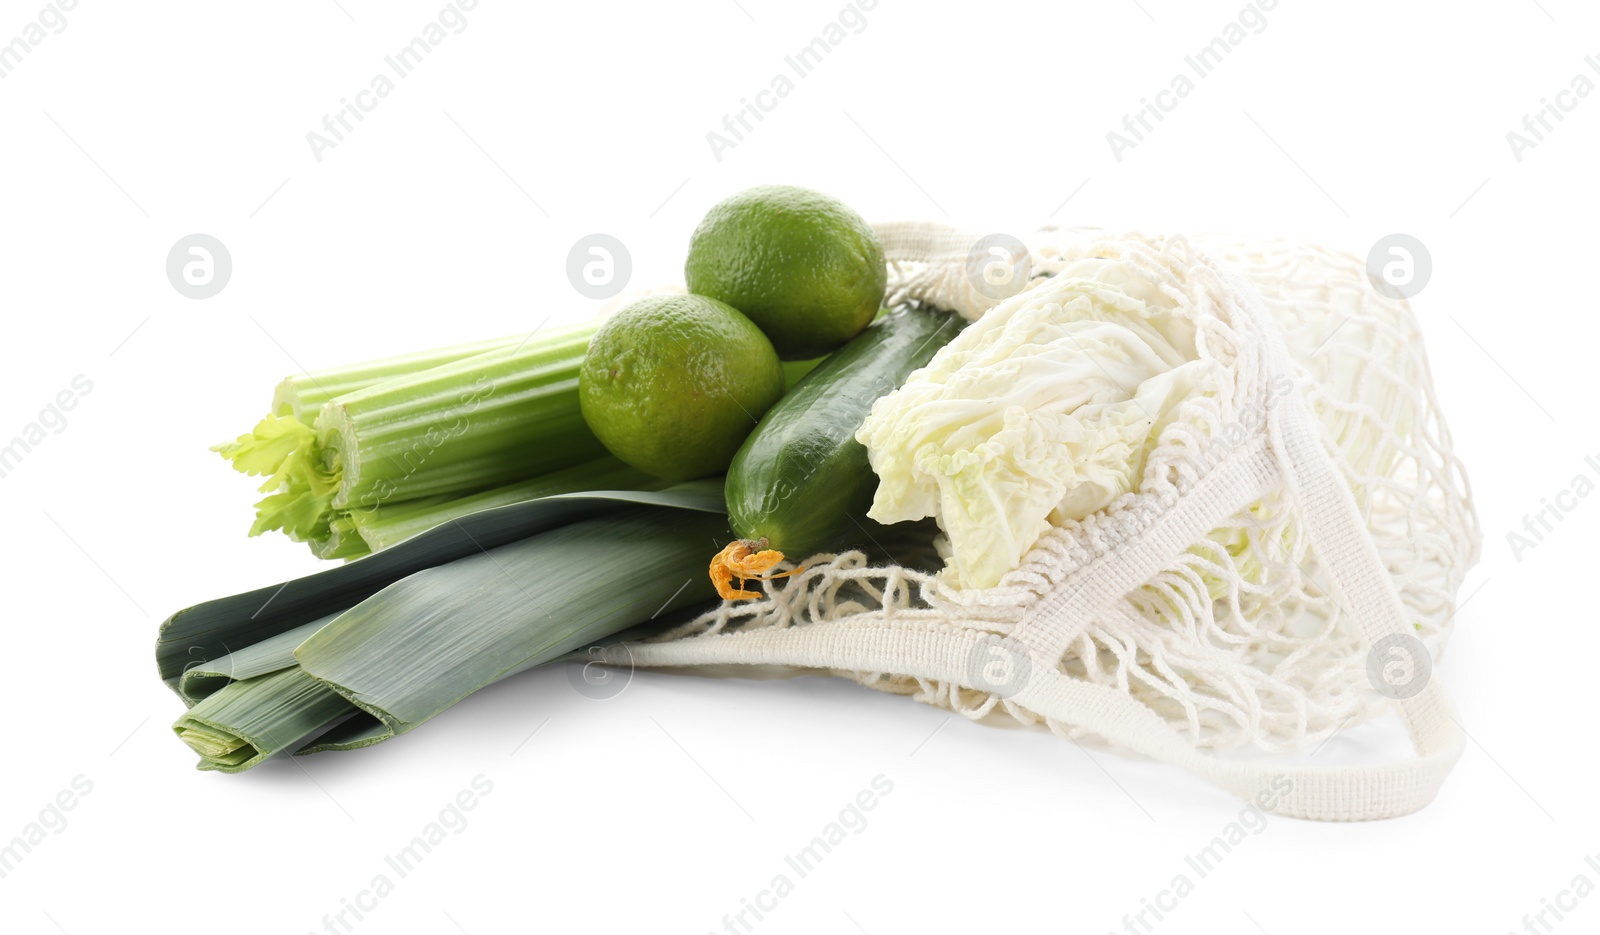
top-left (0, 1), bottom-right (1592, 933)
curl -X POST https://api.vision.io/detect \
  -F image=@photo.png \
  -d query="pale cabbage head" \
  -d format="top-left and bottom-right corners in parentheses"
top-left (856, 258), bottom-right (1215, 589)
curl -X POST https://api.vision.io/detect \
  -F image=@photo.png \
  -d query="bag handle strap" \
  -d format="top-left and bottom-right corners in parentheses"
top-left (605, 601), bottom-right (1462, 819)
top-left (1003, 369), bottom-right (1464, 819)
top-left (1014, 362), bottom-right (1465, 819)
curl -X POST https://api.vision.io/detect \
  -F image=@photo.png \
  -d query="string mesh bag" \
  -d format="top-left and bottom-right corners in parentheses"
top-left (595, 223), bottom-right (1480, 821)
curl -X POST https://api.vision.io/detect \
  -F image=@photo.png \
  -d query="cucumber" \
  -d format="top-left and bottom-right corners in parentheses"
top-left (726, 303), bottom-right (964, 557)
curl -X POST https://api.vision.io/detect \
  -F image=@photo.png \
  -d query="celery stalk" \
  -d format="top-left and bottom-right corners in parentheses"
top-left (236, 324), bottom-right (609, 549)
top-left (271, 332), bottom-right (534, 425)
top-left (215, 331), bottom-right (544, 483)
top-left (314, 326), bottom-right (605, 505)
top-left (782, 356), bottom-right (823, 388)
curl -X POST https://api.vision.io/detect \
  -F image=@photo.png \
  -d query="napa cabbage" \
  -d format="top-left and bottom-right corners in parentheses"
top-left (856, 257), bottom-right (1214, 589)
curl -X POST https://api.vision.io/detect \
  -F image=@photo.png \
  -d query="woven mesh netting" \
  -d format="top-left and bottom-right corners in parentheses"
top-left (652, 229), bottom-right (1480, 755)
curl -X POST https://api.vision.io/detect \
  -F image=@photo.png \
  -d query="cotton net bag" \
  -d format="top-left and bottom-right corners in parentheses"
top-left (595, 223), bottom-right (1480, 821)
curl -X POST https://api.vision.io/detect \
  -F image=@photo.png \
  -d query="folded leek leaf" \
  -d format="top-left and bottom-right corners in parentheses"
top-left (174, 667), bottom-right (359, 772)
top-left (176, 613), bottom-right (339, 701)
top-left (296, 507), bottom-right (726, 744)
top-left (327, 455), bottom-right (662, 560)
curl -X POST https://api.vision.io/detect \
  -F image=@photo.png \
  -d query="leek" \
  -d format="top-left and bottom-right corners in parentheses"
top-left (301, 507), bottom-right (722, 734)
top-left (332, 455), bottom-right (661, 557)
top-left (160, 485), bottom-right (728, 771)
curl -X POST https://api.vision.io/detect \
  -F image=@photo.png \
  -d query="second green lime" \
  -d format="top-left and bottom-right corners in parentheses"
top-left (579, 294), bottom-right (785, 482)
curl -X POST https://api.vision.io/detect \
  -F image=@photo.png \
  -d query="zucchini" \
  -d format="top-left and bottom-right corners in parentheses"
top-left (725, 303), bottom-right (964, 558)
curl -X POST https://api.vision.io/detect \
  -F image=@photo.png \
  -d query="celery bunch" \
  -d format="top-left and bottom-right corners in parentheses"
top-left (215, 325), bottom-right (631, 559)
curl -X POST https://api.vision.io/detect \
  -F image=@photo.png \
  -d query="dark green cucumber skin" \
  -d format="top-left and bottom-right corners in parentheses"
top-left (726, 304), bottom-right (963, 556)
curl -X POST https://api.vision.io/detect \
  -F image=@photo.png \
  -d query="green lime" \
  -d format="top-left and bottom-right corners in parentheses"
top-left (579, 294), bottom-right (785, 481)
top-left (685, 184), bottom-right (886, 360)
